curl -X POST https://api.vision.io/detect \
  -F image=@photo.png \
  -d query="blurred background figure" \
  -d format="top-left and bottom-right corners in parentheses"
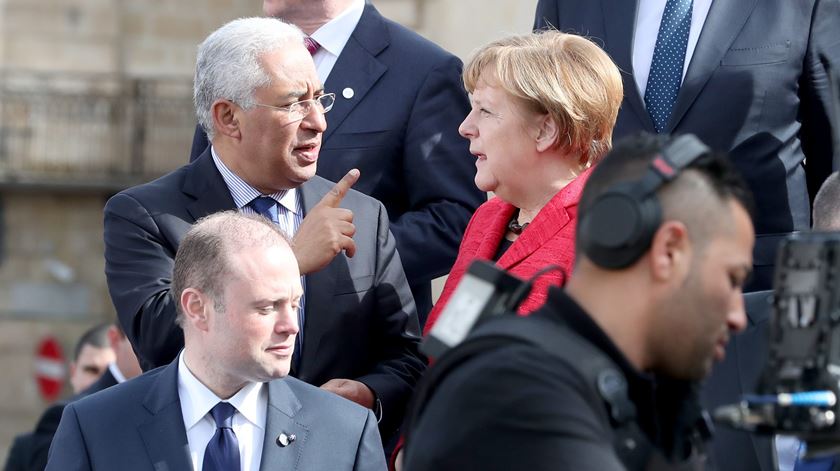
top-left (5, 321), bottom-right (140, 471)
top-left (67, 323), bottom-right (114, 395)
top-left (423, 29), bottom-right (623, 331)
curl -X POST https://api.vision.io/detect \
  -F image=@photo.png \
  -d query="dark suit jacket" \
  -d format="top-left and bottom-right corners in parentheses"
top-left (701, 291), bottom-right (774, 471)
top-left (534, 0), bottom-right (840, 291)
top-left (189, 4), bottom-right (485, 322)
top-left (103, 149), bottom-right (424, 437)
top-left (45, 360), bottom-right (386, 471)
top-left (4, 370), bottom-right (119, 471)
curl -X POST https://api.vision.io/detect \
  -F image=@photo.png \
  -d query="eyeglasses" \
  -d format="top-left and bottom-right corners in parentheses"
top-left (252, 93), bottom-right (336, 121)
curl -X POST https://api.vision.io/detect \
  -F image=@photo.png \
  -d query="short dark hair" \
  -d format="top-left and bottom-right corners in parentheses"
top-left (171, 211), bottom-right (293, 326)
top-left (813, 172), bottom-right (840, 231)
top-left (576, 132), bottom-right (754, 257)
top-left (73, 323), bottom-right (111, 361)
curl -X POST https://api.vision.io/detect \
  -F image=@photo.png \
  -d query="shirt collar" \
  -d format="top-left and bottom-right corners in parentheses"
top-left (310, 0), bottom-right (365, 58)
top-left (108, 362), bottom-right (126, 383)
top-left (177, 352), bottom-right (267, 431)
top-left (211, 146), bottom-right (299, 215)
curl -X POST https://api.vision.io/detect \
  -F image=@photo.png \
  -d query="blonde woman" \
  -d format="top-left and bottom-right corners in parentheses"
top-left (424, 30), bottom-right (623, 331)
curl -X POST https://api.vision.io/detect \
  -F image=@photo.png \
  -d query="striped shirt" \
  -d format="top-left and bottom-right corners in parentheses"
top-left (211, 147), bottom-right (307, 347)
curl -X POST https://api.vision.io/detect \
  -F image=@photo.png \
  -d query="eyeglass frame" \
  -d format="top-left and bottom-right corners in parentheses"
top-left (250, 93), bottom-right (336, 121)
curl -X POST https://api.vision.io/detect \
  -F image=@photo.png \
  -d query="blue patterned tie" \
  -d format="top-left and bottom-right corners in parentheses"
top-left (645, 0), bottom-right (693, 133)
top-left (249, 196), bottom-right (280, 224)
top-left (247, 196), bottom-right (303, 373)
top-left (203, 402), bottom-right (240, 471)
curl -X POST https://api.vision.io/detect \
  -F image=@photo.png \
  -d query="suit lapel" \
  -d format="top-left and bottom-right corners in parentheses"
top-left (600, 0), bottom-right (653, 131)
top-left (667, 0), bottom-right (759, 131)
top-left (137, 361), bottom-right (192, 471)
top-left (294, 178), bottom-right (336, 379)
top-left (259, 380), bottom-right (310, 471)
top-left (474, 202), bottom-right (516, 262)
top-left (182, 148), bottom-right (237, 222)
top-left (322, 4), bottom-right (388, 142)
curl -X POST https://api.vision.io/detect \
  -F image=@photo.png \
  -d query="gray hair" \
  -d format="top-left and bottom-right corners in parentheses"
top-left (194, 17), bottom-right (305, 141)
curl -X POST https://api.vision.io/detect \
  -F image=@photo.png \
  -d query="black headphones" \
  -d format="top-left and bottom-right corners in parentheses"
top-left (578, 134), bottom-right (712, 269)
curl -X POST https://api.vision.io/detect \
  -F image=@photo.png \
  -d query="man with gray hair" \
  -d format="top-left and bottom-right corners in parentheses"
top-left (49, 212), bottom-right (387, 470)
top-left (103, 17), bottom-right (424, 441)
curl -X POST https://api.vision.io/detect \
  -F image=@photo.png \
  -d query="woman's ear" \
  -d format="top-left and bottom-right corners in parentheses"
top-left (535, 114), bottom-right (560, 153)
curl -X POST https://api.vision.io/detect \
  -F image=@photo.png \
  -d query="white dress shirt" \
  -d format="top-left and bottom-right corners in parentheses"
top-left (632, 0), bottom-right (714, 98)
top-left (309, 0), bottom-right (365, 83)
top-left (178, 352), bottom-right (268, 471)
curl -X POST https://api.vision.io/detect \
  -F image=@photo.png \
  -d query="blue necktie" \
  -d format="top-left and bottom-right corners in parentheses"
top-left (247, 196), bottom-right (303, 373)
top-left (645, 0), bottom-right (693, 133)
top-left (203, 402), bottom-right (240, 471)
top-left (249, 196), bottom-right (280, 224)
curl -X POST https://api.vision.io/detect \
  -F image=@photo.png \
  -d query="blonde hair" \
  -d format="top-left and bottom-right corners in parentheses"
top-left (463, 30), bottom-right (623, 167)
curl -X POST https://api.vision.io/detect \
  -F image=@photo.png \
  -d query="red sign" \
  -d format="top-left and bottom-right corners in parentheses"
top-left (35, 336), bottom-right (66, 402)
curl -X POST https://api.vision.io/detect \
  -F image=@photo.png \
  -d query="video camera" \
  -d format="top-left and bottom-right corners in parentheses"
top-left (715, 232), bottom-right (840, 457)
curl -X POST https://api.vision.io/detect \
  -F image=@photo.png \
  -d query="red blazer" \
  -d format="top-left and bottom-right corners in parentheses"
top-left (424, 167), bottom-right (592, 335)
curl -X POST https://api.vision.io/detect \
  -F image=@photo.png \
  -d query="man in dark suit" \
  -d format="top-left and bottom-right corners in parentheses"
top-left (534, 0), bottom-right (840, 292)
top-left (104, 16), bottom-right (424, 439)
top-left (5, 323), bottom-right (140, 471)
top-left (190, 0), bottom-right (485, 323)
top-left (49, 211), bottom-right (386, 470)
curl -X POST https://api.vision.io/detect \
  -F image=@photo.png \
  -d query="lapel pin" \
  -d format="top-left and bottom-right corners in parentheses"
top-left (276, 432), bottom-right (296, 447)
top-left (342, 87), bottom-right (355, 99)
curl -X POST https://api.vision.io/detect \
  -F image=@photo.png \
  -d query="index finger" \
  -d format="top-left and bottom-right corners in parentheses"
top-left (318, 168), bottom-right (360, 208)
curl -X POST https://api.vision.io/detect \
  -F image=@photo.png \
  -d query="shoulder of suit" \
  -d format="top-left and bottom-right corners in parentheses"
top-left (69, 366), bottom-right (166, 414)
top-left (280, 376), bottom-right (371, 419)
top-left (358, 4), bottom-right (460, 67)
top-left (305, 175), bottom-right (382, 212)
top-left (107, 162), bottom-right (191, 210)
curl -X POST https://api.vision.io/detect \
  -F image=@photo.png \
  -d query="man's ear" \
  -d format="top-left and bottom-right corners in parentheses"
top-left (180, 288), bottom-right (210, 331)
top-left (647, 220), bottom-right (691, 283)
top-left (211, 99), bottom-right (242, 140)
top-left (106, 325), bottom-right (120, 352)
top-left (535, 114), bottom-right (560, 153)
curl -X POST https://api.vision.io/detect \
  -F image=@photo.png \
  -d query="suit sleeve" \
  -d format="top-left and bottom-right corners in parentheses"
top-left (45, 405), bottom-right (92, 471)
top-left (104, 192), bottom-right (183, 370)
top-left (800, 0), bottom-right (840, 199)
top-left (356, 202), bottom-right (427, 438)
top-left (353, 410), bottom-right (388, 471)
top-left (533, 0), bottom-right (560, 30)
top-left (390, 54), bottom-right (485, 285)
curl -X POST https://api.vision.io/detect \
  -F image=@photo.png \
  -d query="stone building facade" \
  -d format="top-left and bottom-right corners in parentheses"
top-left (0, 0), bottom-right (535, 461)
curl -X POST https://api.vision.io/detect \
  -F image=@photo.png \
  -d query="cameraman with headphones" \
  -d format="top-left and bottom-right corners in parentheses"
top-left (402, 132), bottom-right (756, 470)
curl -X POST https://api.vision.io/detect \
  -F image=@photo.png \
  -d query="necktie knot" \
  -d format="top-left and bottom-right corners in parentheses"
top-left (249, 196), bottom-right (279, 224)
top-left (304, 36), bottom-right (320, 56)
top-left (210, 402), bottom-right (237, 430)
